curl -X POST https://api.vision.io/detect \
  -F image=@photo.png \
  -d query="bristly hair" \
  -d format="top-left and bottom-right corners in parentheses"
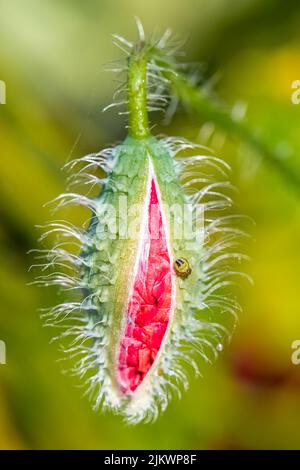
top-left (31, 21), bottom-right (250, 424)
top-left (103, 18), bottom-right (189, 119)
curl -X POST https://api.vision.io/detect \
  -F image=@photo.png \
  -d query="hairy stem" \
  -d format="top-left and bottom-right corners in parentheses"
top-left (127, 48), bottom-right (149, 139)
top-left (149, 58), bottom-right (300, 193)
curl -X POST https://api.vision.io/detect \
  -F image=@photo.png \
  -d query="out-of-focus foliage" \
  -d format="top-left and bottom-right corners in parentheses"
top-left (0, 0), bottom-right (300, 449)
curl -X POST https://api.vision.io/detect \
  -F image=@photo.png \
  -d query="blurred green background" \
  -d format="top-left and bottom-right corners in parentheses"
top-left (0, 0), bottom-right (300, 450)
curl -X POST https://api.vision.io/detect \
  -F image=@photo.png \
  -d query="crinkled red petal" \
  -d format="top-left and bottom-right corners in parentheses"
top-left (118, 178), bottom-right (172, 392)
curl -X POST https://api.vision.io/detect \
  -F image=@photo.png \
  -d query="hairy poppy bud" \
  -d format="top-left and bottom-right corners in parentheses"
top-left (34, 25), bottom-right (246, 423)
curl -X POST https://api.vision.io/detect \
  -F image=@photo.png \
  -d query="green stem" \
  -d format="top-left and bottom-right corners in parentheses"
top-left (165, 71), bottom-right (300, 194)
top-left (127, 49), bottom-right (149, 139)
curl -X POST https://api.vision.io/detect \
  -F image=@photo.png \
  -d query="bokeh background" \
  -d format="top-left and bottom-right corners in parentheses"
top-left (0, 0), bottom-right (300, 449)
